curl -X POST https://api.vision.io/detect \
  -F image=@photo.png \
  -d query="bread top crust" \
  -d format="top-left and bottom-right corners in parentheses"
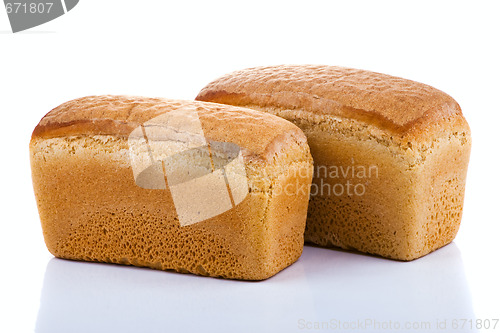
top-left (196, 65), bottom-right (470, 140)
top-left (31, 95), bottom-right (308, 163)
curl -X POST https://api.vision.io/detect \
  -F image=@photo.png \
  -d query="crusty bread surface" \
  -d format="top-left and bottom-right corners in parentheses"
top-left (30, 95), bottom-right (314, 280)
top-left (196, 65), bottom-right (471, 260)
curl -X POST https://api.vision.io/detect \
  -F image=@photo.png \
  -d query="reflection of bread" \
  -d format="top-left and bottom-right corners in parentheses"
top-left (30, 95), bottom-right (313, 280)
top-left (196, 65), bottom-right (472, 260)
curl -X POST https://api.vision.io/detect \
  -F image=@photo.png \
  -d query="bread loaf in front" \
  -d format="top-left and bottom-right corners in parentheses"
top-left (196, 65), bottom-right (472, 260)
top-left (30, 95), bottom-right (314, 280)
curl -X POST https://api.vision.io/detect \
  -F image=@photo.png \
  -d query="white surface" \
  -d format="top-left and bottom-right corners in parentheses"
top-left (36, 245), bottom-right (474, 333)
top-left (1, 1), bottom-right (499, 332)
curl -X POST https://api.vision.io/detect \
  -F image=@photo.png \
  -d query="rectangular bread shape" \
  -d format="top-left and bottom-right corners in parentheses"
top-left (196, 65), bottom-right (472, 260)
top-left (30, 95), bottom-right (314, 280)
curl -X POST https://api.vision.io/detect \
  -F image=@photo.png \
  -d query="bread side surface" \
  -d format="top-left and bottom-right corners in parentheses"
top-left (196, 65), bottom-right (471, 260)
top-left (289, 113), bottom-right (470, 260)
top-left (30, 96), bottom-right (313, 279)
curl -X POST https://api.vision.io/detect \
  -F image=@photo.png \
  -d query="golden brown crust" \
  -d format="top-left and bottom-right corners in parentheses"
top-left (195, 65), bottom-right (468, 139)
top-left (32, 95), bottom-right (307, 163)
top-left (30, 96), bottom-right (314, 280)
top-left (196, 65), bottom-right (472, 261)
top-left (30, 136), bottom-right (313, 279)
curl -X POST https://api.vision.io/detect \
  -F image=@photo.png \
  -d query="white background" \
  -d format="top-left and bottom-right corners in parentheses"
top-left (1, 1), bottom-right (499, 332)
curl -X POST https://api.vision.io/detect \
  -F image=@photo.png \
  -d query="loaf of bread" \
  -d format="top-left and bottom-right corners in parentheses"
top-left (30, 95), bottom-right (314, 280)
top-left (196, 65), bottom-right (471, 260)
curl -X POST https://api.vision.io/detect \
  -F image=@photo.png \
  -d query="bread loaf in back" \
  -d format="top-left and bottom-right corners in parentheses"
top-left (196, 65), bottom-right (471, 260)
top-left (30, 95), bottom-right (314, 280)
